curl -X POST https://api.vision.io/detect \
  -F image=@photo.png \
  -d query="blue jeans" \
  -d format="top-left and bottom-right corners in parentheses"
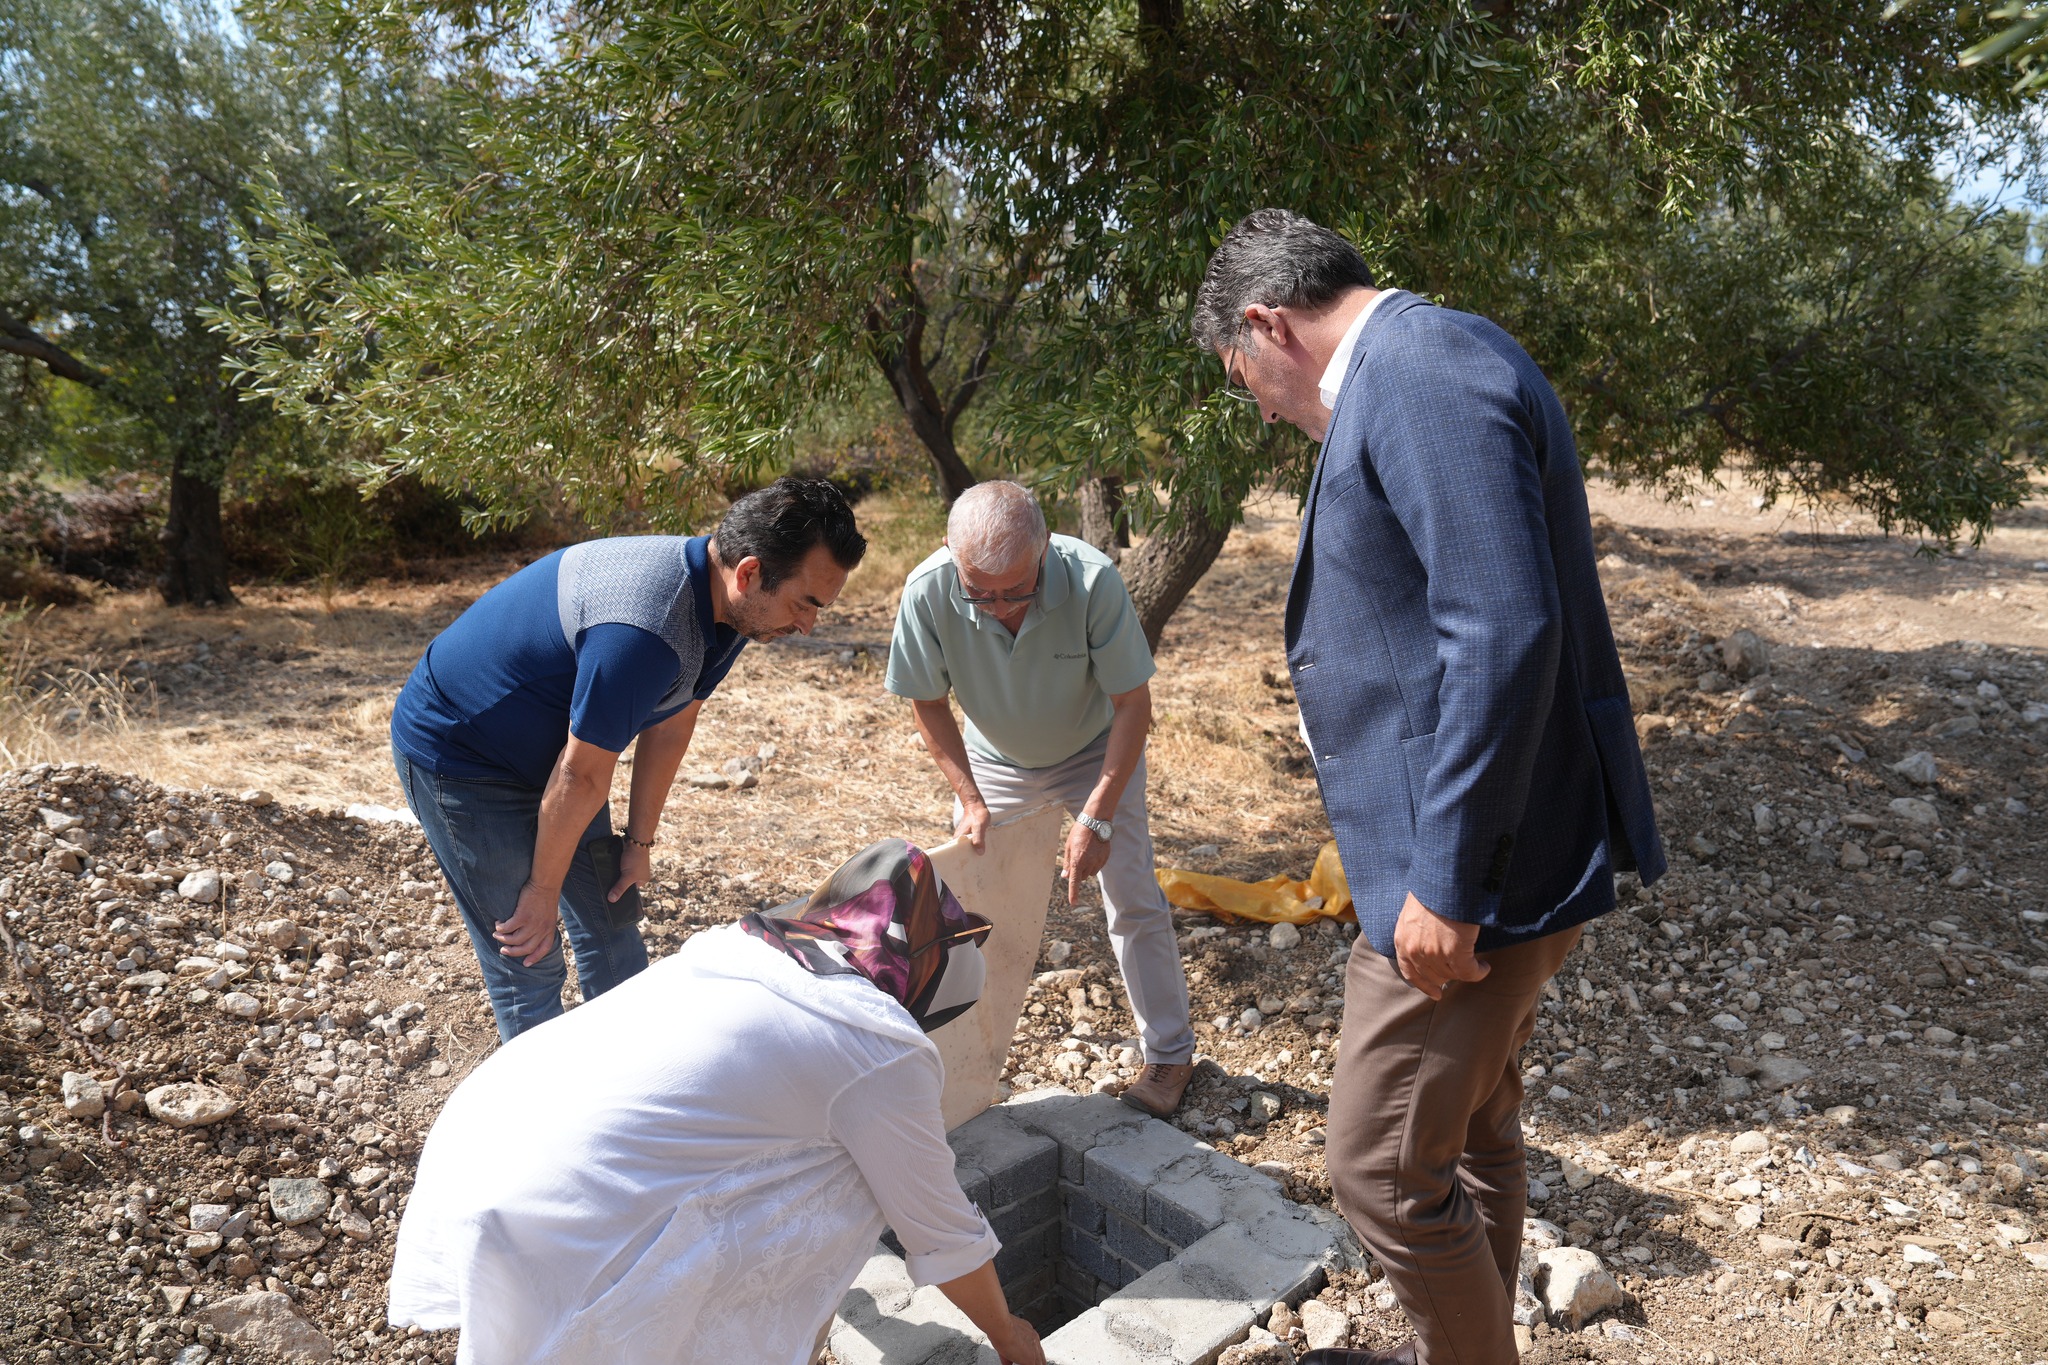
top-left (395, 751), bottom-right (649, 1040)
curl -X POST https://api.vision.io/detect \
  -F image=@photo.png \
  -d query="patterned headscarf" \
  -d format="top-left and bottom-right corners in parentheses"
top-left (740, 838), bottom-right (994, 1033)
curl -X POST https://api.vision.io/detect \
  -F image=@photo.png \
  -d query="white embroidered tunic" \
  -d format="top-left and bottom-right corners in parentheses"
top-left (388, 924), bottom-right (999, 1364)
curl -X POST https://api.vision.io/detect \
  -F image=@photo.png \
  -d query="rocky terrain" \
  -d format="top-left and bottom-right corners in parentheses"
top-left (2, 483), bottom-right (2046, 1364)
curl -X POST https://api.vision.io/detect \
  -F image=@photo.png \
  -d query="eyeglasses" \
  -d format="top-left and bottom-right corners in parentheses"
top-left (1220, 349), bottom-right (1259, 404)
top-left (909, 916), bottom-right (994, 958)
top-left (957, 555), bottom-right (1045, 607)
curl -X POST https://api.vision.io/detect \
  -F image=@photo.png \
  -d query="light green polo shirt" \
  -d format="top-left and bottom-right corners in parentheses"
top-left (886, 534), bottom-right (1157, 770)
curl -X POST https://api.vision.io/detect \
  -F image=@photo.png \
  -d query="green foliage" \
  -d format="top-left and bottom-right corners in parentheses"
top-left (1892, 2), bottom-right (2048, 93)
top-left (219, 0), bottom-right (2048, 550)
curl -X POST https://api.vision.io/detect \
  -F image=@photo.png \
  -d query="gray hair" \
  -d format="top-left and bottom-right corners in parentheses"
top-left (947, 481), bottom-right (1047, 575)
top-left (1191, 208), bottom-right (1376, 355)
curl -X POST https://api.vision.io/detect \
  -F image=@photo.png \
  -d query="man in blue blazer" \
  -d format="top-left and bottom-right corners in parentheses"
top-left (1195, 210), bottom-right (1665, 1365)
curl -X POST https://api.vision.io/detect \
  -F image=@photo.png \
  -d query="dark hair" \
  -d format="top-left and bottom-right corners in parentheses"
top-left (712, 476), bottom-right (867, 589)
top-left (1191, 208), bottom-right (1376, 354)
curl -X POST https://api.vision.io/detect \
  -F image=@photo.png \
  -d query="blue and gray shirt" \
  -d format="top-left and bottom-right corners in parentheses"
top-left (390, 536), bottom-right (743, 788)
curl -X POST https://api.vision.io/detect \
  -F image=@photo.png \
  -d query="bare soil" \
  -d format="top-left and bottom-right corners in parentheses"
top-left (2, 479), bottom-right (2045, 1365)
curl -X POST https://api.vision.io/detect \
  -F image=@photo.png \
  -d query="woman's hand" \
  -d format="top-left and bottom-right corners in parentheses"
top-left (611, 839), bottom-right (652, 903)
top-left (989, 1313), bottom-right (1043, 1365)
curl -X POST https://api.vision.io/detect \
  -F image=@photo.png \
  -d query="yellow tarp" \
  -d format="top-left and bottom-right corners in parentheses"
top-left (1156, 840), bottom-right (1353, 926)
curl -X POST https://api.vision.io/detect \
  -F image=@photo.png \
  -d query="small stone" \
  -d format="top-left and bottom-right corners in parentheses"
top-left (266, 1177), bottom-right (331, 1227)
top-left (189, 1203), bottom-right (233, 1233)
top-left (322, 888), bottom-right (352, 907)
top-left (1256, 993), bottom-right (1285, 1015)
top-left (1044, 940), bottom-right (1073, 966)
top-left (1926, 1309), bottom-right (1969, 1334)
top-left (1902, 1243), bottom-right (1945, 1267)
top-left (145, 1083), bottom-right (239, 1128)
top-left (1218, 1331), bottom-right (1293, 1365)
top-left (1188, 844), bottom-right (1220, 859)
top-left (1889, 751), bottom-right (1939, 786)
top-left (61, 1072), bottom-right (105, 1120)
top-left (1267, 1302), bottom-right (1298, 1339)
top-left (161, 1284), bottom-right (194, 1315)
top-left (1928, 713), bottom-right (1982, 739)
top-left (39, 806), bottom-right (83, 832)
top-left (1731, 1130), bottom-right (1771, 1155)
top-left (1247, 1092), bottom-right (1284, 1125)
top-left (1688, 834), bottom-right (1720, 859)
top-left (185, 1230), bottom-right (224, 1255)
top-left (1752, 803), bottom-right (1777, 833)
top-left (179, 869), bottom-right (222, 903)
top-left (1239, 1007), bottom-right (1265, 1029)
top-left (1533, 1246), bottom-right (1624, 1328)
top-left (263, 860), bottom-right (295, 885)
top-left (1267, 921), bottom-right (1302, 951)
top-left (1824, 1104), bottom-right (1858, 1126)
top-left (77, 1004), bottom-right (116, 1036)
top-left (335, 1209), bottom-right (374, 1242)
top-left (1710, 1012), bottom-right (1747, 1033)
top-left (1523, 1218), bottom-right (1566, 1249)
top-left (1889, 797), bottom-right (1940, 827)
top-left (1754, 1056), bottom-right (1813, 1090)
top-left (1735, 1205), bottom-right (1765, 1231)
top-left (218, 992), bottom-right (263, 1020)
top-left (1299, 1300), bottom-right (1348, 1352)
top-left (1721, 629), bottom-right (1770, 679)
top-left (256, 919), bottom-right (299, 949)
top-left (1838, 842), bottom-right (1869, 869)
top-left (1923, 1025), bottom-right (1958, 1045)
top-left (238, 789), bottom-right (274, 807)
top-left (1758, 1234), bottom-right (1803, 1259)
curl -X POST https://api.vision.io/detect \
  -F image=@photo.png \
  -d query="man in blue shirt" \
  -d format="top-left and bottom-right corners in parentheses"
top-left (391, 477), bottom-right (867, 1040)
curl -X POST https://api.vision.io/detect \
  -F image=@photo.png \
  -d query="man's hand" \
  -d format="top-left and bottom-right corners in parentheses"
top-left (493, 880), bottom-right (560, 966)
top-left (1392, 892), bottom-right (1488, 1000)
top-left (610, 840), bottom-right (652, 903)
top-left (989, 1314), bottom-right (1044, 1365)
top-left (1063, 822), bottom-right (1110, 905)
top-left (955, 797), bottom-right (992, 854)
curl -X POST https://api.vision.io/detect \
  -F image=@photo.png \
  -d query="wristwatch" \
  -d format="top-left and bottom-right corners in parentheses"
top-left (1076, 813), bottom-right (1113, 842)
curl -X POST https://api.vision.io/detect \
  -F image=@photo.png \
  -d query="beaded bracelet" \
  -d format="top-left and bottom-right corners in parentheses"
top-left (625, 833), bottom-right (656, 851)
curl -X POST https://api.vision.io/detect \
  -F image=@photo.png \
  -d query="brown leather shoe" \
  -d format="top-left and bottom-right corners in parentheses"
top-left (1119, 1062), bottom-right (1194, 1116)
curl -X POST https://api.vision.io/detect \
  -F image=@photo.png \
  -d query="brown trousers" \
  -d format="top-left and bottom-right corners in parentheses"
top-left (1326, 925), bottom-right (1582, 1365)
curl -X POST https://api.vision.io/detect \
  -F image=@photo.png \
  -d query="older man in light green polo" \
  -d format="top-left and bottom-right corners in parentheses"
top-left (886, 480), bottom-right (1196, 1117)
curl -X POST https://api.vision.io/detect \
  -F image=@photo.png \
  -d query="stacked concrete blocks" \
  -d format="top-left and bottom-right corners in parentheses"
top-left (832, 1089), bottom-right (1352, 1365)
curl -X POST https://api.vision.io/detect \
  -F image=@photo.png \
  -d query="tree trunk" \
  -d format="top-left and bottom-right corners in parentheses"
top-left (1121, 500), bottom-right (1236, 653)
top-left (1079, 476), bottom-right (1130, 559)
top-left (158, 457), bottom-right (237, 606)
top-left (896, 397), bottom-right (980, 504)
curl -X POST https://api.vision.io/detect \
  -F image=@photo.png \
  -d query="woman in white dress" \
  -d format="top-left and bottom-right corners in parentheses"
top-left (388, 838), bottom-right (1045, 1365)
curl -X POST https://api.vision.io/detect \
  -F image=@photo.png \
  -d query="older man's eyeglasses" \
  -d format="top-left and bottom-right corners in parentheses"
top-left (1220, 350), bottom-right (1259, 404)
top-left (957, 556), bottom-right (1045, 607)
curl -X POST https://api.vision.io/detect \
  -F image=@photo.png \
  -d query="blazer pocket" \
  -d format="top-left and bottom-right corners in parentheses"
top-left (1399, 730), bottom-right (1436, 825)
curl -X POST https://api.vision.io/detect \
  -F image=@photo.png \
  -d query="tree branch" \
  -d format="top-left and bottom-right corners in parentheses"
top-left (0, 311), bottom-right (109, 388)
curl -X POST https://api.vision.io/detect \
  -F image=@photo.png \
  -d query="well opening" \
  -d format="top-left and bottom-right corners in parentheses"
top-left (841, 1089), bottom-right (1352, 1365)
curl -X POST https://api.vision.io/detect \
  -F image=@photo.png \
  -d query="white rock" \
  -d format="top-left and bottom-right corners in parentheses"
top-left (1044, 940), bottom-right (1073, 966)
top-left (1731, 1130), bottom-right (1771, 1155)
top-left (256, 918), bottom-right (300, 949)
top-left (38, 806), bottom-right (83, 833)
top-left (1889, 797), bottom-right (1940, 827)
top-left (263, 861), bottom-right (295, 885)
top-left (189, 1203), bottom-right (233, 1233)
top-left (1710, 1012), bottom-right (1747, 1032)
top-left (197, 1291), bottom-right (336, 1362)
top-left (238, 789), bottom-right (274, 807)
top-left (1864, 1277), bottom-right (1898, 1308)
top-left (144, 1083), bottom-right (239, 1128)
top-left (1267, 921), bottom-right (1302, 951)
top-left (1754, 1056), bottom-right (1813, 1090)
top-left (1533, 1247), bottom-right (1624, 1328)
top-left (61, 1071), bottom-right (105, 1119)
top-left (77, 1005), bottom-right (116, 1036)
top-left (178, 869), bottom-right (222, 903)
top-left (1240, 1007), bottom-right (1266, 1029)
top-left (218, 992), bottom-right (263, 1020)
top-left (1923, 1025), bottom-right (1958, 1045)
top-left (1902, 1243), bottom-right (1945, 1267)
top-left (1523, 1218), bottom-right (1567, 1249)
top-left (1889, 751), bottom-right (1939, 786)
top-left (1298, 1300), bottom-right (1348, 1352)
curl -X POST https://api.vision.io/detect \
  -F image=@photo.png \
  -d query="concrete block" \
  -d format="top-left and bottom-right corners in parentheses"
top-left (950, 1107), bottom-right (1059, 1208)
top-left (834, 1249), bottom-right (1001, 1365)
top-left (1090, 1221), bottom-right (1336, 1365)
top-left (1055, 1259), bottom-right (1100, 1302)
top-left (1042, 1303), bottom-right (1180, 1365)
top-left (1146, 1146), bottom-right (1287, 1248)
top-left (994, 1221), bottom-right (1056, 1283)
top-left (1106, 1210), bottom-right (1172, 1274)
top-left (1006, 1089), bottom-right (1151, 1182)
top-left (1083, 1120), bottom-right (1202, 1221)
top-left (989, 1184), bottom-right (1058, 1242)
top-left (1062, 1222), bottom-right (1126, 1288)
top-left (1061, 1181), bottom-right (1105, 1236)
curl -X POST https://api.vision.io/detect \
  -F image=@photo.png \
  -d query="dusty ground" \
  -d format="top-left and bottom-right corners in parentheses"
top-left (1, 478), bottom-right (2045, 1365)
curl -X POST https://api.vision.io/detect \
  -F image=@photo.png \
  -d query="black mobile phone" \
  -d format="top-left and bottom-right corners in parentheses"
top-left (585, 833), bottom-right (644, 928)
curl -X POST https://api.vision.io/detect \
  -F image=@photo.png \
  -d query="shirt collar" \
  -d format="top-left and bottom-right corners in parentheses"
top-left (1317, 288), bottom-right (1399, 411)
top-left (684, 535), bottom-right (739, 651)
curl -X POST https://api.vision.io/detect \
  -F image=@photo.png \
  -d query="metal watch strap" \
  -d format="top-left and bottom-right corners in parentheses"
top-left (1076, 813), bottom-right (1113, 841)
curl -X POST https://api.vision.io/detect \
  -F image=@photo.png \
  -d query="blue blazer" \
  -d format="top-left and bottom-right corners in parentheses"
top-left (1287, 292), bottom-right (1666, 959)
